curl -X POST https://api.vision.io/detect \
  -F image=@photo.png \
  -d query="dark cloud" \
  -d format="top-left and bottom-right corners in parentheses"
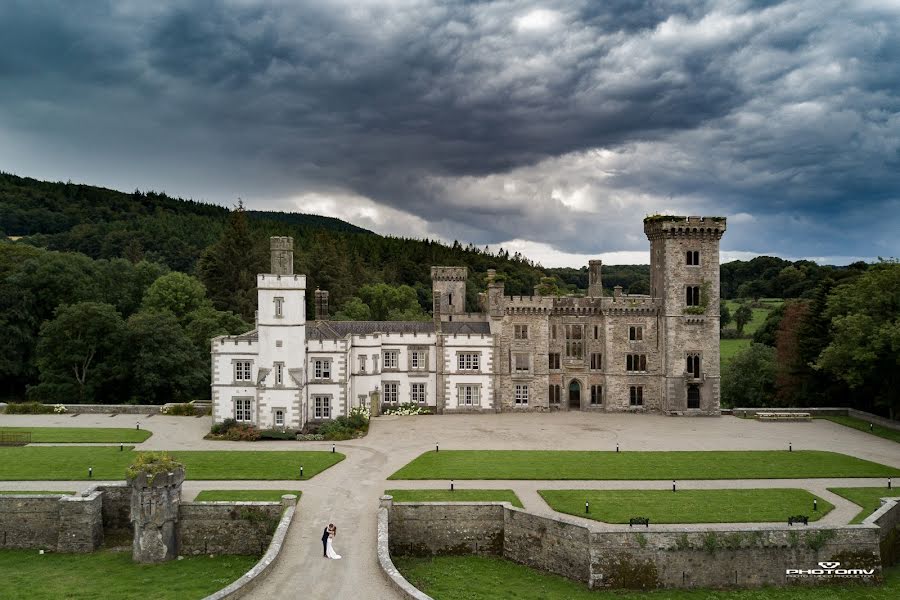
top-left (0, 0), bottom-right (898, 263)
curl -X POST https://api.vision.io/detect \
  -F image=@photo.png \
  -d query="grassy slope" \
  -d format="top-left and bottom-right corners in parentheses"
top-left (720, 298), bottom-right (781, 367)
top-left (395, 555), bottom-right (898, 600)
top-left (0, 549), bottom-right (255, 600)
top-left (539, 489), bottom-right (832, 524)
top-left (0, 447), bottom-right (344, 480)
top-left (820, 416), bottom-right (900, 444)
top-left (828, 487), bottom-right (900, 524)
top-left (194, 490), bottom-right (302, 502)
top-left (386, 489), bottom-right (524, 508)
top-left (0, 426), bottom-right (151, 443)
top-left (720, 338), bottom-right (751, 364)
top-left (388, 450), bottom-right (900, 480)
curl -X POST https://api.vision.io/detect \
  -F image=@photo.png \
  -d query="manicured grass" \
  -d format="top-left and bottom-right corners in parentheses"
top-left (828, 487), bottom-right (900, 524)
top-left (386, 489), bottom-right (523, 508)
top-left (0, 490), bottom-right (73, 495)
top-left (0, 447), bottom-right (344, 480)
top-left (539, 489), bottom-right (832, 524)
top-left (0, 426), bottom-right (152, 443)
top-left (720, 338), bottom-right (750, 365)
top-left (0, 549), bottom-right (255, 600)
top-left (194, 489), bottom-right (302, 502)
top-left (388, 450), bottom-right (900, 480)
top-left (395, 555), bottom-right (899, 600)
top-left (820, 416), bottom-right (900, 444)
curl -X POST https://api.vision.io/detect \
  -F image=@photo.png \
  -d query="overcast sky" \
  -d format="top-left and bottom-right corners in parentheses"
top-left (1, 1), bottom-right (898, 266)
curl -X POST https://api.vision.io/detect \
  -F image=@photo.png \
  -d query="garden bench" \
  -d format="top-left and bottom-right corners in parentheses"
top-left (756, 412), bottom-right (811, 422)
top-left (787, 515), bottom-right (809, 526)
top-left (629, 517), bottom-right (650, 527)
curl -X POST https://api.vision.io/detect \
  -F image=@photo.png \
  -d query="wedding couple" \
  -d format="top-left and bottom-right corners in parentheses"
top-left (321, 523), bottom-right (341, 559)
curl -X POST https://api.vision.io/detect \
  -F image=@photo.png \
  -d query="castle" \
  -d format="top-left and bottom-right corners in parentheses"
top-left (211, 216), bottom-right (726, 428)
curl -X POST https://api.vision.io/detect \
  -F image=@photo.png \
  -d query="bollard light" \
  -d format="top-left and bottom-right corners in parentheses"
top-left (120, 443), bottom-right (123, 452)
top-left (332, 444), bottom-right (335, 454)
top-left (585, 501), bottom-right (589, 514)
top-left (789, 442), bottom-right (792, 452)
top-left (870, 423), bottom-right (874, 432)
top-left (672, 480), bottom-right (676, 493)
top-left (436, 443), bottom-right (439, 453)
top-left (88, 467), bottom-right (93, 478)
top-left (889, 478), bottom-right (893, 490)
top-left (813, 499), bottom-right (818, 512)
top-left (616, 443), bottom-right (619, 453)
top-left (300, 466), bottom-right (304, 479)
top-left (450, 480), bottom-right (454, 492)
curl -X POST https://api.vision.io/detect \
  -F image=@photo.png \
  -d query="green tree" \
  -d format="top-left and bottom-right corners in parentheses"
top-left (31, 302), bottom-right (127, 403)
top-left (198, 203), bottom-right (267, 321)
top-left (752, 303), bottom-right (785, 346)
top-left (721, 343), bottom-right (776, 408)
top-left (358, 283), bottom-right (428, 321)
top-left (127, 310), bottom-right (207, 404)
top-left (720, 303), bottom-right (732, 330)
top-left (816, 262), bottom-right (900, 418)
top-left (333, 297), bottom-right (372, 321)
top-left (142, 272), bottom-right (210, 321)
top-left (733, 303), bottom-right (753, 335)
top-left (536, 276), bottom-right (562, 296)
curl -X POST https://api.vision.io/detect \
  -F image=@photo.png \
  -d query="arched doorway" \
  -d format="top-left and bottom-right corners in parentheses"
top-left (687, 384), bottom-right (701, 409)
top-left (568, 380), bottom-right (581, 410)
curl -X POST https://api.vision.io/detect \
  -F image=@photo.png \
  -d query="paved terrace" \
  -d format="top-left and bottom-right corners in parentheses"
top-left (2, 412), bottom-right (899, 599)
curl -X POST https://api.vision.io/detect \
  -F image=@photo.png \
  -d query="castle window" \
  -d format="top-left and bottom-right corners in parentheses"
top-left (590, 385), bottom-right (602, 405)
top-left (593, 325), bottom-right (599, 339)
top-left (313, 359), bottom-right (331, 380)
top-left (274, 409), bottom-right (285, 427)
top-left (274, 296), bottom-right (284, 318)
top-left (234, 361), bottom-right (252, 382)
top-left (514, 353), bottom-right (530, 372)
top-left (383, 350), bottom-right (399, 370)
top-left (372, 354), bottom-right (379, 372)
top-left (687, 384), bottom-right (701, 409)
top-left (383, 382), bottom-right (399, 404)
top-left (359, 355), bottom-right (366, 374)
top-left (458, 384), bottom-right (480, 406)
top-left (274, 362), bottom-right (284, 386)
top-left (409, 349), bottom-right (426, 370)
top-left (590, 353), bottom-right (602, 370)
top-left (448, 293), bottom-right (453, 306)
top-left (565, 324), bottom-right (583, 358)
top-left (514, 324), bottom-right (528, 339)
top-left (686, 250), bottom-right (700, 266)
top-left (458, 352), bottom-right (480, 371)
top-left (629, 326), bottom-right (643, 341)
top-left (411, 383), bottom-right (426, 404)
top-left (314, 396), bottom-right (331, 419)
top-left (626, 354), bottom-right (647, 372)
top-left (549, 384), bottom-right (561, 404)
top-left (515, 384), bottom-right (529, 405)
top-left (686, 286), bottom-right (701, 306)
top-left (550, 324), bottom-right (557, 339)
top-left (234, 398), bottom-right (252, 422)
top-left (686, 354), bottom-right (701, 378)
top-left (549, 353), bottom-right (560, 370)
top-left (629, 386), bottom-right (643, 406)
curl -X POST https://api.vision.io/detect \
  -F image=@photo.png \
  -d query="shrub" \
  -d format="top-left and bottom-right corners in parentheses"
top-left (53, 404), bottom-right (67, 414)
top-left (259, 429), bottom-right (298, 440)
top-left (161, 403), bottom-right (197, 416)
top-left (126, 452), bottom-right (184, 481)
top-left (210, 418), bottom-right (236, 435)
top-left (4, 401), bottom-right (55, 414)
top-left (383, 402), bottom-right (432, 416)
top-left (318, 414), bottom-right (368, 440)
top-left (223, 424), bottom-right (261, 441)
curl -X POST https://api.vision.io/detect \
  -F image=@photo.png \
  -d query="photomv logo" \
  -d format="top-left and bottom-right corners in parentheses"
top-left (786, 561), bottom-right (876, 579)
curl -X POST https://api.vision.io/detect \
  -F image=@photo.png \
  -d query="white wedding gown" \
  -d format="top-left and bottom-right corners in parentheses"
top-left (326, 535), bottom-right (342, 559)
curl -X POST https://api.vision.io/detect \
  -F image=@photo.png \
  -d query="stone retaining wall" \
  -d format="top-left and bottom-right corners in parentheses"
top-left (867, 498), bottom-right (900, 565)
top-left (0, 493), bottom-right (104, 552)
top-left (387, 501), bottom-right (885, 590)
top-left (730, 407), bottom-right (900, 432)
top-left (178, 502), bottom-right (283, 556)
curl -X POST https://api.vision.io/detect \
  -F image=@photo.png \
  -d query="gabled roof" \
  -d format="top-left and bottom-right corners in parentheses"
top-left (443, 321), bottom-right (491, 335)
top-left (306, 320), bottom-right (435, 340)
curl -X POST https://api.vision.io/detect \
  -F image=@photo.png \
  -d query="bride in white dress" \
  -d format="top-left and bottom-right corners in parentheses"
top-left (326, 525), bottom-right (342, 559)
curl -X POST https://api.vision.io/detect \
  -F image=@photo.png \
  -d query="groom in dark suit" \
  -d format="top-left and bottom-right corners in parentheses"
top-left (322, 524), bottom-right (331, 557)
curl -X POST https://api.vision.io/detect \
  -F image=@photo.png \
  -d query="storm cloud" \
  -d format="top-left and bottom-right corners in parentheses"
top-left (1, 0), bottom-right (898, 265)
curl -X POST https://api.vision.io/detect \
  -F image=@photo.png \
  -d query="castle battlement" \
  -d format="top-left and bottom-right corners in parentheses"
top-left (643, 215), bottom-right (727, 240)
top-left (257, 273), bottom-right (306, 288)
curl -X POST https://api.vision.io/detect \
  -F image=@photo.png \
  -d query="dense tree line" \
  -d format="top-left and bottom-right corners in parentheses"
top-left (723, 261), bottom-right (899, 419)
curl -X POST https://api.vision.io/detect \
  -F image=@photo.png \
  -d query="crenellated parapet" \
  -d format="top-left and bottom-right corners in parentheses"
top-left (643, 215), bottom-right (726, 241)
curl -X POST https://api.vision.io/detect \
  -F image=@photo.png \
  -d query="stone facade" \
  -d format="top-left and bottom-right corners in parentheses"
top-left (387, 501), bottom-right (886, 590)
top-left (211, 216), bottom-right (726, 428)
top-left (177, 502), bottom-right (282, 556)
top-left (130, 468), bottom-right (184, 563)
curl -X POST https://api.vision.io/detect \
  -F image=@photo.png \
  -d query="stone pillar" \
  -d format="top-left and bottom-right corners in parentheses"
top-left (370, 388), bottom-right (381, 417)
top-left (129, 468), bottom-right (184, 563)
top-left (588, 260), bottom-right (603, 297)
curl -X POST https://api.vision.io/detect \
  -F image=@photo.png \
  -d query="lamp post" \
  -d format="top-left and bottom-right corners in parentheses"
top-left (450, 480), bottom-right (454, 492)
top-left (788, 442), bottom-right (792, 452)
top-left (88, 467), bottom-right (93, 478)
top-left (672, 480), bottom-right (676, 493)
top-left (300, 466), bottom-right (304, 479)
top-left (436, 443), bottom-right (439, 453)
top-left (585, 501), bottom-right (589, 514)
top-left (813, 499), bottom-right (818, 512)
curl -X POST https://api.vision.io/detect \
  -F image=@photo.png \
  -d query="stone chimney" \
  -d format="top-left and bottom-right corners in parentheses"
top-left (314, 288), bottom-right (329, 320)
top-left (613, 285), bottom-right (622, 300)
top-left (270, 237), bottom-right (294, 275)
top-left (588, 260), bottom-right (603, 297)
top-left (486, 269), bottom-right (497, 284)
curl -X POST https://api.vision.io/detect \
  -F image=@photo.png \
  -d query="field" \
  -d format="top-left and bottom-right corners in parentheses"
top-left (388, 450), bottom-right (900, 480)
top-left (0, 549), bottom-right (255, 600)
top-left (395, 555), bottom-right (898, 600)
top-left (538, 489), bottom-right (832, 524)
top-left (0, 447), bottom-right (344, 480)
top-left (720, 298), bottom-right (782, 367)
top-left (194, 489), bottom-right (302, 502)
top-left (386, 489), bottom-right (523, 508)
top-left (0, 426), bottom-right (151, 443)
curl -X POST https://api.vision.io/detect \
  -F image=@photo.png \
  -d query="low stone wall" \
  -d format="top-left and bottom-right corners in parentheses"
top-left (90, 483), bottom-right (132, 537)
top-left (178, 502), bottom-right (283, 556)
top-left (848, 409), bottom-right (900, 432)
top-left (0, 493), bottom-right (103, 552)
top-left (61, 404), bottom-right (162, 414)
top-left (387, 501), bottom-right (885, 590)
top-left (730, 407), bottom-right (900, 432)
top-left (866, 498), bottom-right (900, 565)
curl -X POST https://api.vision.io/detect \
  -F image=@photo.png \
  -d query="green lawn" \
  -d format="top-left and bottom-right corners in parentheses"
top-left (388, 450), bottom-right (900, 481)
top-left (820, 416), bottom-right (900, 444)
top-left (724, 299), bottom-right (781, 336)
top-left (0, 447), bottom-right (344, 480)
top-left (539, 489), bottom-right (831, 524)
top-left (395, 555), bottom-right (898, 600)
top-left (720, 338), bottom-right (751, 365)
top-left (0, 426), bottom-right (152, 443)
top-left (828, 487), bottom-right (900, 524)
top-left (386, 488), bottom-right (523, 508)
top-left (0, 549), bottom-right (255, 600)
top-left (194, 489), bottom-right (302, 502)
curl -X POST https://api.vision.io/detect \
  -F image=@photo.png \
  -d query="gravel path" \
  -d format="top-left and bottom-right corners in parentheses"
top-left (2, 412), bottom-right (899, 599)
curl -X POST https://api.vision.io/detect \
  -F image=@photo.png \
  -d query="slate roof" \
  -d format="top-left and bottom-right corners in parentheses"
top-left (443, 321), bottom-right (491, 335)
top-left (305, 319), bottom-right (491, 340)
